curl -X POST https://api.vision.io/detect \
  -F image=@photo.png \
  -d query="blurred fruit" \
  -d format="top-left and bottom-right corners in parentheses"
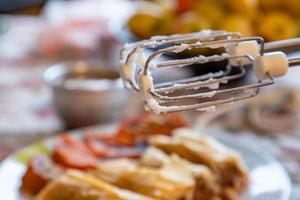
top-left (259, 0), bottom-right (283, 11)
top-left (223, 0), bottom-right (258, 18)
top-left (128, 0), bottom-right (300, 41)
top-left (194, 0), bottom-right (226, 27)
top-left (155, 9), bottom-right (176, 35)
top-left (284, 0), bottom-right (300, 16)
top-left (176, 0), bottom-right (197, 14)
top-left (174, 12), bottom-right (212, 34)
top-left (128, 1), bottom-right (171, 39)
top-left (128, 12), bottom-right (160, 39)
top-left (219, 15), bottom-right (254, 36)
top-left (257, 12), bottom-right (298, 41)
top-left (152, 0), bottom-right (176, 10)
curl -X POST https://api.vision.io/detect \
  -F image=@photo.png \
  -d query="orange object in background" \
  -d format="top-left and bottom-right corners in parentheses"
top-left (128, 0), bottom-right (300, 41)
top-left (176, 0), bottom-right (196, 14)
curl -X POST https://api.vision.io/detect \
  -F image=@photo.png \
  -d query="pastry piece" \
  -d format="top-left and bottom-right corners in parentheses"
top-left (139, 146), bottom-right (170, 168)
top-left (91, 153), bottom-right (218, 200)
top-left (90, 159), bottom-right (191, 200)
top-left (158, 154), bottom-right (219, 200)
top-left (140, 147), bottom-right (220, 200)
top-left (150, 128), bottom-right (248, 200)
top-left (38, 170), bottom-right (157, 200)
top-left (140, 147), bottom-right (211, 185)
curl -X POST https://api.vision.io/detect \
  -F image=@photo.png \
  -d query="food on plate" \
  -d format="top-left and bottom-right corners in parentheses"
top-left (90, 159), bottom-right (194, 200)
top-left (139, 146), bottom-right (170, 167)
top-left (128, 0), bottom-right (300, 41)
top-left (52, 140), bottom-right (99, 170)
top-left (20, 155), bottom-right (63, 195)
top-left (37, 127), bottom-right (248, 200)
top-left (115, 113), bottom-right (187, 144)
top-left (150, 128), bottom-right (248, 200)
top-left (51, 113), bottom-right (186, 169)
top-left (20, 113), bottom-right (186, 194)
top-left (20, 113), bottom-right (248, 200)
top-left (89, 155), bottom-right (218, 200)
top-left (38, 170), bottom-right (157, 200)
top-left (39, 129), bottom-right (247, 200)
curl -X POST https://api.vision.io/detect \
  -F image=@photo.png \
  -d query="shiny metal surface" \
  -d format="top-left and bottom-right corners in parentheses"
top-left (120, 30), bottom-right (300, 114)
top-left (44, 61), bottom-right (128, 128)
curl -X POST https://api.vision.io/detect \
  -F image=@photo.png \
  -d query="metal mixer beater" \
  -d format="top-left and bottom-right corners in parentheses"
top-left (120, 30), bottom-right (300, 114)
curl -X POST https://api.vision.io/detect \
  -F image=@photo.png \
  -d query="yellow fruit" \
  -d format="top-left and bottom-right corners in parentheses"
top-left (284, 0), bottom-right (300, 15)
top-left (258, 12), bottom-right (298, 41)
top-left (223, 0), bottom-right (258, 18)
top-left (194, 0), bottom-right (226, 27)
top-left (152, 0), bottom-right (176, 10)
top-left (128, 12), bottom-right (160, 39)
top-left (155, 9), bottom-right (176, 35)
top-left (259, 0), bottom-right (282, 10)
top-left (174, 12), bottom-right (212, 34)
top-left (219, 15), bottom-right (254, 37)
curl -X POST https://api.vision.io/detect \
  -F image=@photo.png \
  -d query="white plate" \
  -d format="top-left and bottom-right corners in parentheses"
top-left (0, 125), bottom-right (291, 200)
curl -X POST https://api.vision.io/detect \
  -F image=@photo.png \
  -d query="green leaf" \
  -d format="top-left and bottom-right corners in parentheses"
top-left (14, 143), bottom-right (50, 164)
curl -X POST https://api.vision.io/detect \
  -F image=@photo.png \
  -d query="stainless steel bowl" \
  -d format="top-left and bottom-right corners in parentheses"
top-left (44, 61), bottom-right (129, 128)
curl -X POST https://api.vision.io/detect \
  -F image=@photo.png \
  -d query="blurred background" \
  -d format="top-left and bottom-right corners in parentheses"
top-left (1, 0), bottom-right (300, 199)
top-left (1, 0), bottom-right (300, 184)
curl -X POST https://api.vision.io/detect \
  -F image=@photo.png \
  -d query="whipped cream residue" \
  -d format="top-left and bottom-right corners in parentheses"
top-left (171, 77), bottom-right (222, 91)
top-left (207, 82), bottom-right (219, 90)
top-left (139, 73), bottom-right (169, 114)
top-left (120, 46), bottom-right (149, 87)
top-left (184, 53), bottom-right (229, 65)
top-left (197, 106), bottom-right (216, 112)
top-left (208, 43), bottom-right (228, 49)
top-left (144, 98), bottom-right (175, 115)
top-left (172, 44), bottom-right (190, 53)
top-left (200, 90), bottom-right (217, 98)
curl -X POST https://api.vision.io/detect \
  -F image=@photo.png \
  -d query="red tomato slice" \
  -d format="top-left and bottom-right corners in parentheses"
top-left (85, 139), bottom-right (110, 158)
top-left (52, 145), bottom-right (98, 170)
top-left (20, 158), bottom-right (50, 195)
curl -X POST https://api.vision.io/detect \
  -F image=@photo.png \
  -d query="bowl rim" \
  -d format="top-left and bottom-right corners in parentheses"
top-left (43, 61), bottom-right (125, 92)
